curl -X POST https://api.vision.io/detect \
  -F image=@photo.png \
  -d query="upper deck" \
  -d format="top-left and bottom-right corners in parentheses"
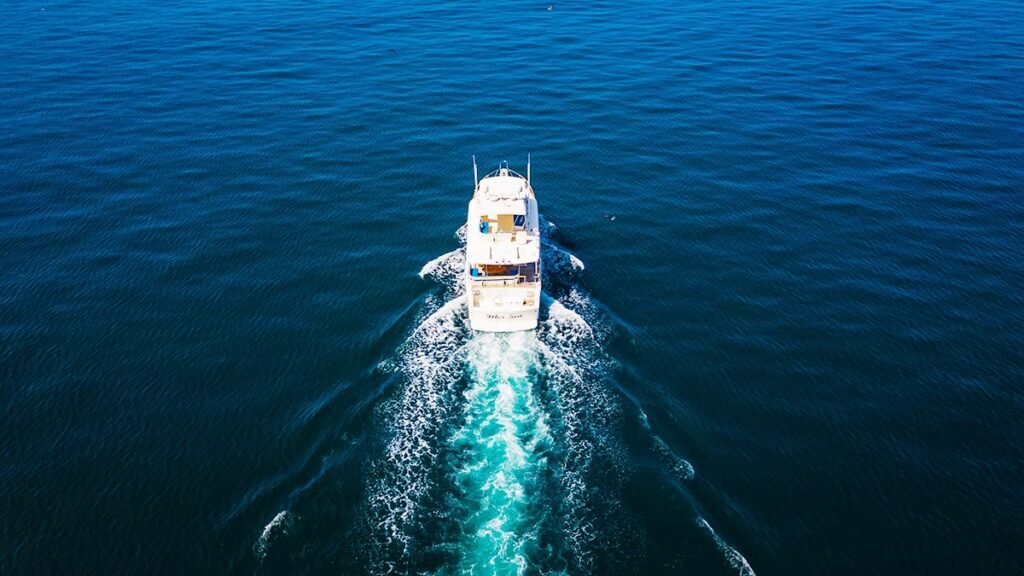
top-left (466, 165), bottom-right (541, 266)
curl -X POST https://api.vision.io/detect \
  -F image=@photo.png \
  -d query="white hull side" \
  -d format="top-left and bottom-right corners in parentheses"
top-left (467, 306), bottom-right (540, 332)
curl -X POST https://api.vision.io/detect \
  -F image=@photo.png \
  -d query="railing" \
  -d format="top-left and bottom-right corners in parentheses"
top-left (473, 156), bottom-right (534, 196)
top-left (470, 277), bottom-right (538, 288)
top-left (480, 161), bottom-right (527, 181)
top-left (481, 229), bottom-right (540, 241)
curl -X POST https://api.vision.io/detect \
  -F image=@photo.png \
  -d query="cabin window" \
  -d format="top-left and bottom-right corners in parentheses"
top-left (518, 262), bottom-right (538, 282)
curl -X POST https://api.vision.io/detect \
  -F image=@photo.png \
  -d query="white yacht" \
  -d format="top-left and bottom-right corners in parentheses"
top-left (465, 158), bottom-right (541, 332)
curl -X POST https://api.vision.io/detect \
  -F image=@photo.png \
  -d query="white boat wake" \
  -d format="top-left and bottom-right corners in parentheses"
top-left (356, 221), bottom-right (756, 575)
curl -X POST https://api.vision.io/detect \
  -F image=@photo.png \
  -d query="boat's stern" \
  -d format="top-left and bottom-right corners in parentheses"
top-left (466, 283), bottom-right (540, 332)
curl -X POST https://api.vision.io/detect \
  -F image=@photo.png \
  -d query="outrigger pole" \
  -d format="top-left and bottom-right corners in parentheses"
top-left (473, 155), bottom-right (478, 187)
top-left (527, 153), bottom-right (531, 183)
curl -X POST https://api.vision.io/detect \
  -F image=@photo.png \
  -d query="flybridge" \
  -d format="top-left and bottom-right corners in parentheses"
top-left (464, 158), bottom-right (542, 332)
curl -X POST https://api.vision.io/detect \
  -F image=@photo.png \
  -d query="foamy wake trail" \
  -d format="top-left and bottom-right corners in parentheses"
top-left (368, 220), bottom-right (754, 575)
top-left (698, 518), bottom-right (757, 576)
top-left (419, 248), bottom-right (465, 290)
top-left (542, 243), bottom-right (585, 273)
top-left (254, 510), bottom-right (291, 561)
top-left (367, 296), bottom-right (471, 570)
top-left (536, 296), bottom-right (631, 571)
top-left (638, 409), bottom-right (695, 482)
top-left (373, 219), bottom-right (628, 572)
top-left (447, 332), bottom-right (552, 575)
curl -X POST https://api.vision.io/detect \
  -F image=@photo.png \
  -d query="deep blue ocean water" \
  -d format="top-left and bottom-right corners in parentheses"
top-left (2, 1), bottom-right (1024, 574)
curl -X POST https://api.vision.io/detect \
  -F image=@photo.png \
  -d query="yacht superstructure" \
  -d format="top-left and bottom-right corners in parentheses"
top-left (465, 158), bottom-right (541, 332)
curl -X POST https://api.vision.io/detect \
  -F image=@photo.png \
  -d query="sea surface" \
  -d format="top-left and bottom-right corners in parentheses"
top-left (2, 1), bottom-right (1023, 575)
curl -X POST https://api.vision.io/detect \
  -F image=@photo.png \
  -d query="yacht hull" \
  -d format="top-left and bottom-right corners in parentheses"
top-left (464, 160), bottom-right (541, 332)
top-left (467, 306), bottom-right (540, 333)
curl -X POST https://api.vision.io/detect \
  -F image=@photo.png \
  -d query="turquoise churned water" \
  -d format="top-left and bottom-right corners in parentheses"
top-left (451, 333), bottom-right (550, 574)
top-left (2, 1), bottom-right (1023, 575)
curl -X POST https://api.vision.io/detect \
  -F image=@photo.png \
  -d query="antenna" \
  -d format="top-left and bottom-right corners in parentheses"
top-left (527, 153), bottom-right (531, 182)
top-left (472, 155), bottom-right (478, 187)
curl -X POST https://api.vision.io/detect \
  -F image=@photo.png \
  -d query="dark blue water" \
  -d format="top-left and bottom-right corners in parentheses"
top-left (3, 1), bottom-right (1023, 574)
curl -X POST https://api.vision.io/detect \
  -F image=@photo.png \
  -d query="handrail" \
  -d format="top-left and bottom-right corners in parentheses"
top-left (480, 166), bottom-right (528, 180)
top-left (471, 278), bottom-right (539, 288)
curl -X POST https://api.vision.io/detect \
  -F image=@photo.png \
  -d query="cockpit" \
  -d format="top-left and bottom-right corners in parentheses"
top-left (468, 261), bottom-right (539, 284)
